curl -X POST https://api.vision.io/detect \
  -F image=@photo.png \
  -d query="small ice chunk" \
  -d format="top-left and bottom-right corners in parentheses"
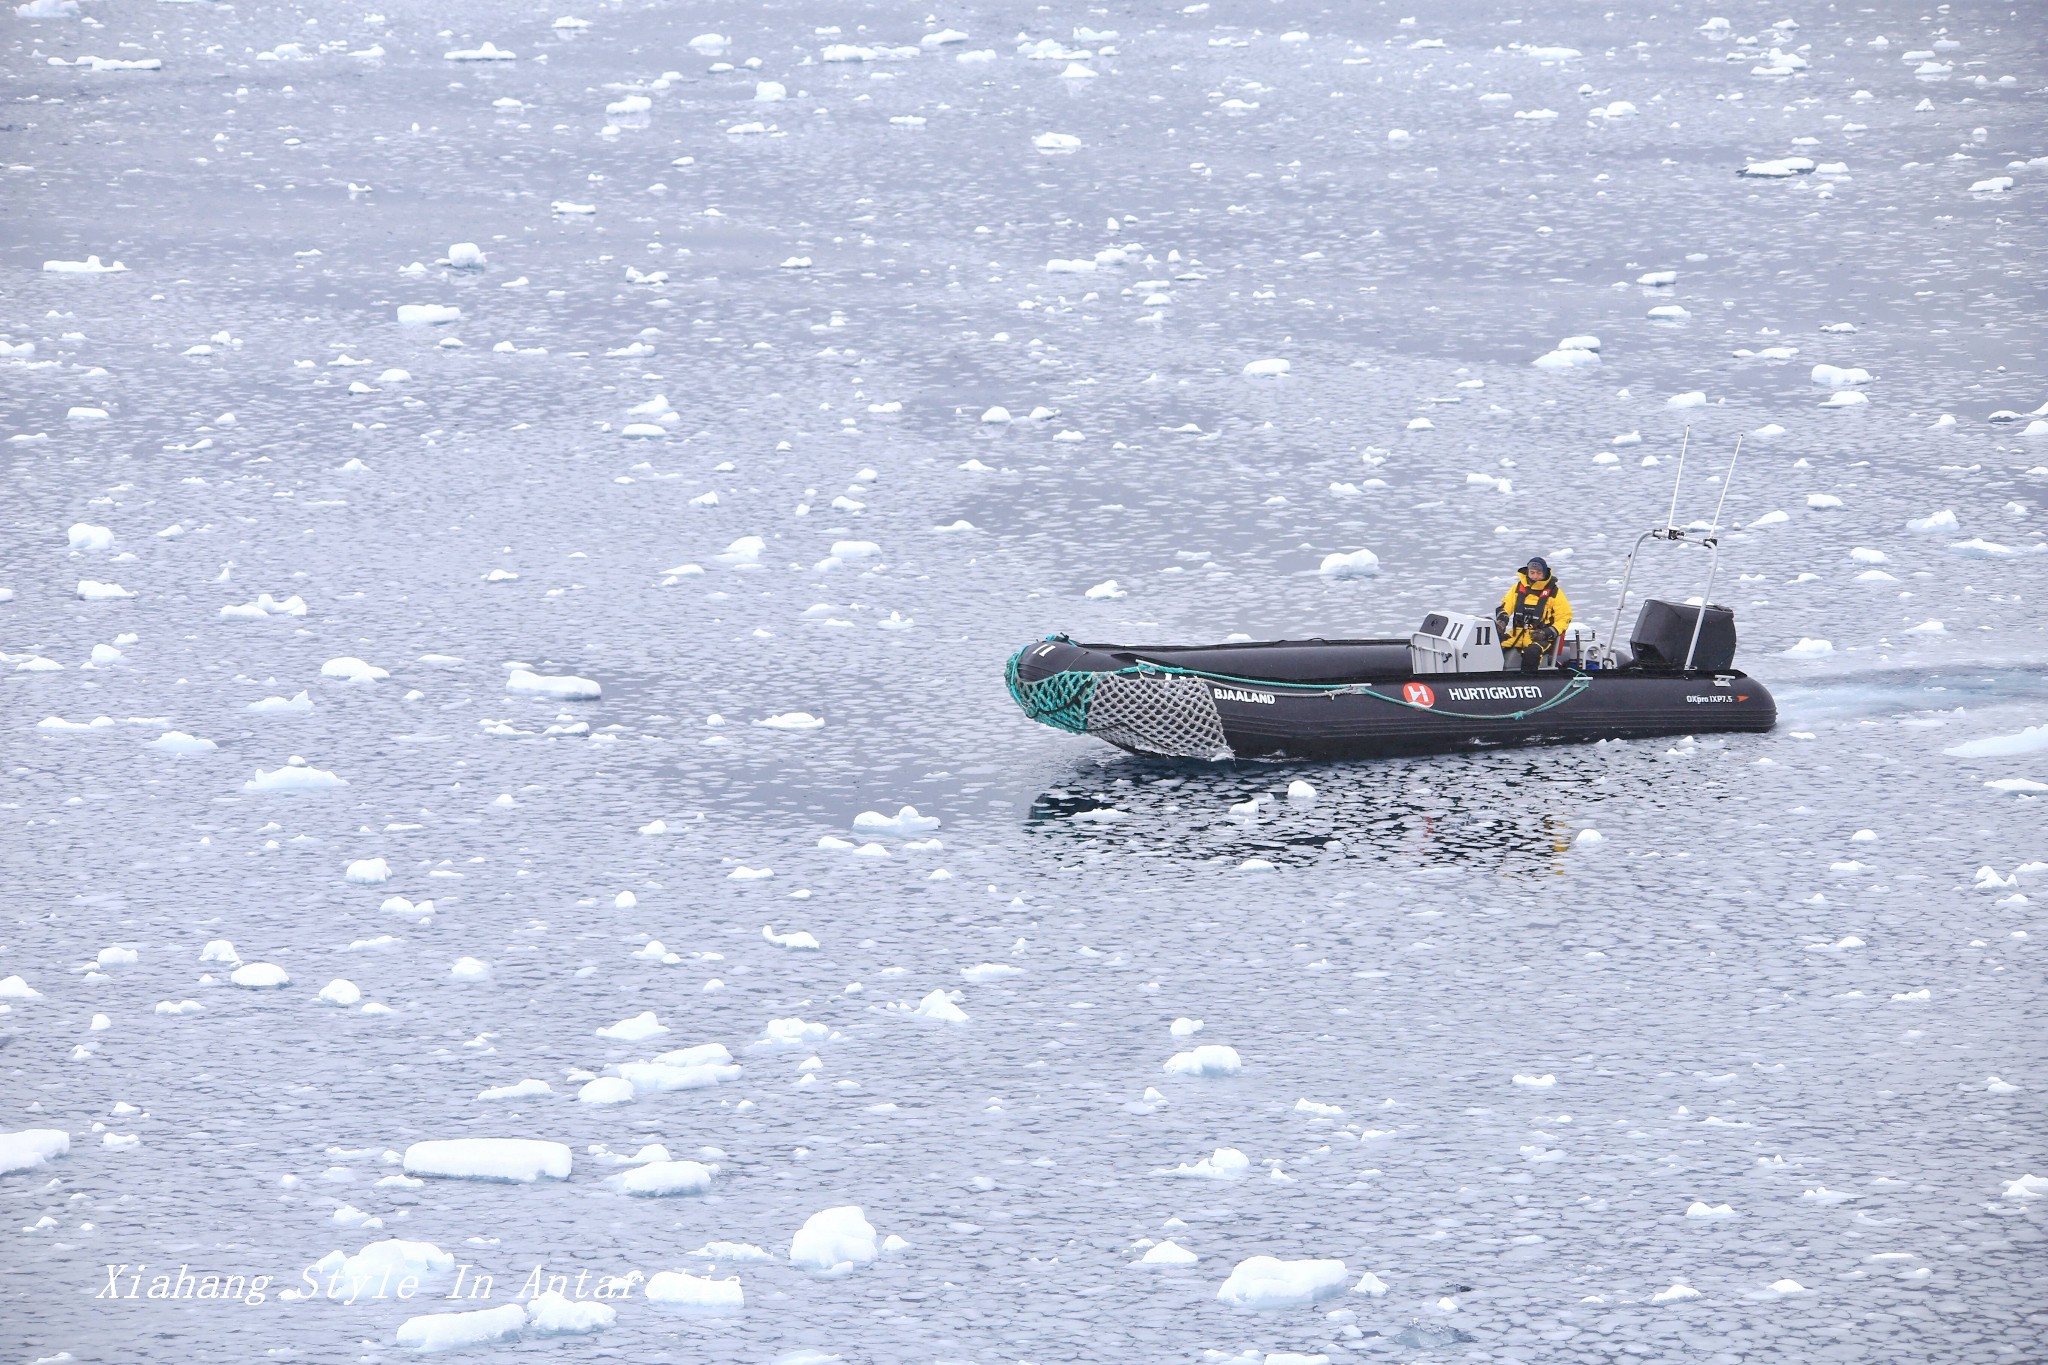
top-left (1141, 1240), bottom-right (1198, 1265)
top-left (1318, 548), bottom-right (1380, 578)
top-left (345, 857), bottom-right (391, 885)
top-left (1216, 1256), bottom-right (1349, 1310)
top-left (229, 963), bottom-right (290, 989)
top-left (1158, 1147), bottom-right (1250, 1180)
top-left (1164, 1045), bottom-right (1242, 1077)
top-left (402, 1139), bottom-right (571, 1183)
top-left (852, 805), bottom-right (940, 836)
top-left (395, 1303), bottom-right (526, 1351)
top-left (789, 1205), bottom-right (878, 1274)
top-left (616, 1160), bottom-right (715, 1196)
top-left (596, 1011), bottom-right (669, 1042)
top-left (527, 1290), bottom-right (614, 1334)
top-left (644, 1270), bottom-right (742, 1308)
top-left (318, 979), bottom-right (363, 1007)
top-left (507, 670), bottom-right (600, 700)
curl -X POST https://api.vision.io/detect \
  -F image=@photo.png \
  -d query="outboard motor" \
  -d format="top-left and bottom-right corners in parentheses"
top-left (1630, 599), bottom-right (1736, 672)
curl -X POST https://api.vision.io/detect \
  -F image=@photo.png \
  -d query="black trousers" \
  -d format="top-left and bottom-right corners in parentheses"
top-left (1505, 646), bottom-right (1544, 674)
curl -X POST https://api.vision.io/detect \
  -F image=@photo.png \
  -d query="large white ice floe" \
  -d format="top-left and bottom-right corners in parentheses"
top-left (229, 962), bottom-right (289, 989)
top-left (0, 1129), bottom-right (69, 1176)
top-left (790, 1205), bottom-right (878, 1275)
top-left (395, 1302), bottom-right (526, 1351)
top-left (1216, 1256), bottom-right (1350, 1310)
top-left (244, 758), bottom-right (347, 792)
top-left (596, 1011), bottom-right (669, 1042)
top-left (306, 1238), bottom-right (456, 1301)
top-left (322, 656), bottom-right (389, 683)
top-left (614, 1160), bottom-right (716, 1197)
top-left (396, 304), bottom-right (461, 326)
top-left (1156, 1147), bottom-right (1251, 1180)
top-left (502, 668), bottom-right (600, 702)
top-left (852, 805), bottom-right (940, 836)
top-left (1318, 548), bottom-right (1380, 578)
top-left (1164, 1044), bottom-right (1242, 1077)
top-left (401, 1139), bottom-right (572, 1183)
top-left (1944, 725), bottom-right (2048, 759)
top-left (645, 1270), bottom-right (742, 1308)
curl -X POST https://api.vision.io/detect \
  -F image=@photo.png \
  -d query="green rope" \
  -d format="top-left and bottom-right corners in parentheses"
top-left (1006, 645), bottom-right (1596, 727)
top-left (1005, 648), bottom-right (1098, 733)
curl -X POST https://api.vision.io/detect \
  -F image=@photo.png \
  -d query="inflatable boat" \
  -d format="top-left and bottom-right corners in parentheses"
top-left (1005, 452), bottom-right (1776, 761)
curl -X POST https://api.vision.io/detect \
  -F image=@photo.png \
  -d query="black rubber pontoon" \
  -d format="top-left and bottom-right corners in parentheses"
top-left (1004, 630), bottom-right (1775, 762)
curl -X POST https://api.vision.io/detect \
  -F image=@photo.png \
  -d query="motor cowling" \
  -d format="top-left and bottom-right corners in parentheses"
top-left (1630, 599), bottom-right (1736, 671)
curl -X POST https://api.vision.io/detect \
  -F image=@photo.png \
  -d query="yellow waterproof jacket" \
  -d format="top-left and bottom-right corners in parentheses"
top-left (1497, 572), bottom-right (1572, 649)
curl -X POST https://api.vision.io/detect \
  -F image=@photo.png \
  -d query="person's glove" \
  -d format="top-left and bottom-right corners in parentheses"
top-left (1536, 624), bottom-right (1559, 649)
top-left (1494, 611), bottom-right (1511, 635)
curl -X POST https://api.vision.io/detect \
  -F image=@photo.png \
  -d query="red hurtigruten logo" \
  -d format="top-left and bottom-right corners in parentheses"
top-left (1403, 682), bottom-right (1435, 708)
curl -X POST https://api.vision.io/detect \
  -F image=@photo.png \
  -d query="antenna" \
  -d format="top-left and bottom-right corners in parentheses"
top-left (1681, 435), bottom-right (1744, 671)
top-left (1705, 433), bottom-right (1742, 533)
top-left (1662, 425), bottom-right (1691, 531)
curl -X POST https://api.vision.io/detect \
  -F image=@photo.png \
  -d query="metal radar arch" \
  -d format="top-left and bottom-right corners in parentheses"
top-left (1600, 426), bottom-right (1746, 673)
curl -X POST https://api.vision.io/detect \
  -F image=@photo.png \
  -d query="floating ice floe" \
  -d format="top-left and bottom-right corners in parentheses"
top-left (1156, 1147), bottom-right (1250, 1180)
top-left (43, 255), bottom-right (127, 273)
top-left (1141, 1240), bottom-right (1198, 1265)
top-left (1944, 725), bottom-right (2048, 759)
top-left (396, 304), bottom-right (461, 326)
top-left (396, 1304), bottom-right (527, 1351)
top-left (220, 593), bottom-right (308, 621)
top-left (145, 730), bottom-right (216, 754)
top-left (1740, 158), bottom-right (1814, 178)
top-left (77, 580), bottom-right (133, 600)
top-left (616, 1160), bottom-right (716, 1197)
top-left (1033, 132), bottom-right (1082, 151)
top-left (318, 979), bottom-right (362, 1007)
top-left (853, 805), bottom-right (940, 837)
top-left (0, 1129), bottom-right (69, 1176)
top-left (1242, 358), bottom-right (1290, 379)
top-left (444, 42), bottom-right (516, 61)
top-left (757, 712), bottom-right (824, 730)
top-left (345, 858), bottom-right (391, 885)
top-left (402, 1139), bottom-right (571, 1183)
top-left (229, 962), bottom-right (289, 989)
top-left (479, 1079), bottom-right (553, 1101)
top-left (597, 1011), bottom-right (669, 1042)
top-left (1512, 1073), bottom-right (1556, 1088)
top-left (244, 759), bottom-right (348, 792)
top-left (645, 1270), bottom-right (742, 1308)
top-left (1216, 1256), bottom-right (1349, 1310)
top-left (1164, 1045), bottom-right (1242, 1078)
top-left (1782, 638), bottom-right (1834, 658)
top-left (322, 656), bottom-right (389, 683)
top-left (790, 1205), bottom-right (877, 1276)
top-left (507, 670), bottom-right (601, 700)
top-left (1650, 1283), bottom-right (1702, 1304)
top-left (248, 691), bottom-right (314, 714)
top-left (1949, 538), bottom-right (2045, 559)
top-left (67, 522), bottom-right (113, 550)
top-left (1318, 548), bottom-right (1380, 578)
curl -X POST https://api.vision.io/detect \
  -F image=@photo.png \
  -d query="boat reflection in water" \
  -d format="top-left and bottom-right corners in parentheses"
top-left (1025, 751), bottom-right (1589, 878)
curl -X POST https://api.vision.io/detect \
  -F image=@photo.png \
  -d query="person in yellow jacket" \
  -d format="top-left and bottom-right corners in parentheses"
top-left (1495, 556), bottom-right (1571, 674)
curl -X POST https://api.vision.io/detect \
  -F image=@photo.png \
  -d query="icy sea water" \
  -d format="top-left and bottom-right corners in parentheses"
top-left (4, 1), bottom-right (2046, 1361)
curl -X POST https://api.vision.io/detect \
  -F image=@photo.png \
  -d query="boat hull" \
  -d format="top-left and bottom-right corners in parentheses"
top-left (1006, 636), bottom-right (1776, 761)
